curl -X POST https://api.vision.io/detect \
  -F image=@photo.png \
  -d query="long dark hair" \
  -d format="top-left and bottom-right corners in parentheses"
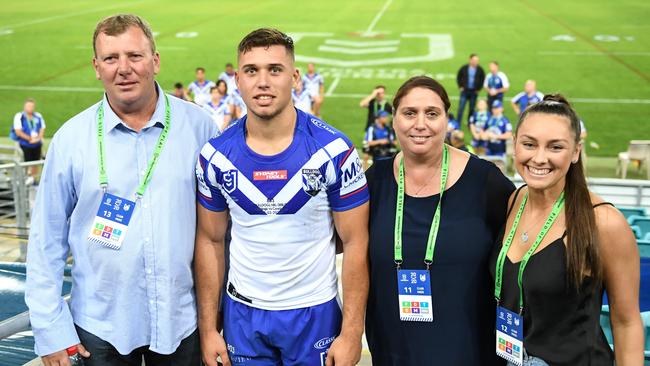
top-left (517, 94), bottom-right (600, 289)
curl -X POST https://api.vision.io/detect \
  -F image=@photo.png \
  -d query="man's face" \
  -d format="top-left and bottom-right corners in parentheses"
top-left (24, 101), bottom-right (35, 114)
top-left (236, 45), bottom-right (299, 121)
top-left (226, 65), bottom-right (234, 75)
top-left (525, 80), bottom-right (536, 94)
top-left (308, 63), bottom-right (315, 73)
top-left (489, 62), bottom-right (498, 74)
top-left (469, 56), bottom-right (479, 67)
top-left (93, 26), bottom-right (160, 108)
top-left (196, 69), bottom-right (205, 81)
top-left (376, 87), bottom-right (386, 101)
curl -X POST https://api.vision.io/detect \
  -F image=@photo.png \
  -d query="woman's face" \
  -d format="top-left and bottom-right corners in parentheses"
top-left (217, 81), bottom-right (227, 95)
top-left (393, 87), bottom-right (447, 158)
top-left (514, 113), bottom-right (581, 191)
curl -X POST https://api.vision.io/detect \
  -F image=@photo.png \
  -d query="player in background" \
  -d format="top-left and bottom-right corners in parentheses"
top-left (218, 63), bottom-right (238, 96)
top-left (469, 99), bottom-right (490, 155)
top-left (188, 67), bottom-right (216, 107)
top-left (195, 28), bottom-right (369, 366)
top-left (483, 61), bottom-right (509, 110)
top-left (483, 100), bottom-right (512, 157)
top-left (302, 63), bottom-right (324, 117)
top-left (511, 80), bottom-right (544, 116)
top-left (292, 78), bottom-right (314, 114)
top-left (203, 83), bottom-right (232, 132)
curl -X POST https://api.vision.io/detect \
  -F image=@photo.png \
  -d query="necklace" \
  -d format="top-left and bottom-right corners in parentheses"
top-left (520, 205), bottom-right (551, 244)
top-left (411, 173), bottom-right (437, 196)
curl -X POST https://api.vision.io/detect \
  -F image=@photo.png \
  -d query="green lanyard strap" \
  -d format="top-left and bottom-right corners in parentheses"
top-left (494, 190), bottom-right (565, 313)
top-left (374, 100), bottom-right (386, 117)
top-left (394, 144), bottom-right (449, 269)
top-left (96, 94), bottom-right (171, 199)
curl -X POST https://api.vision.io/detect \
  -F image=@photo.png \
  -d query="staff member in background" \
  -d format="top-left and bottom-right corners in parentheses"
top-left (456, 53), bottom-right (486, 123)
top-left (25, 14), bottom-right (218, 366)
top-left (484, 61), bottom-right (509, 109)
top-left (13, 98), bottom-right (46, 179)
top-left (365, 75), bottom-right (514, 365)
top-left (362, 110), bottom-right (397, 169)
top-left (490, 95), bottom-right (643, 365)
top-left (360, 85), bottom-right (393, 130)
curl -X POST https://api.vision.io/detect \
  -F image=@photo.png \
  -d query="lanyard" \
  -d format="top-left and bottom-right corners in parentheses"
top-left (374, 99), bottom-right (386, 117)
top-left (394, 144), bottom-right (449, 269)
top-left (494, 191), bottom-right (565, 312)
top-left (96, 94), bottom-right (171, 199)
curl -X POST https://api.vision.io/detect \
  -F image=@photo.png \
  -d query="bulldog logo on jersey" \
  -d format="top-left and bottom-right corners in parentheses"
top-left (222, 170), bottom-right (238, 194)
top-left (302, 168), bottom-right (323, 197)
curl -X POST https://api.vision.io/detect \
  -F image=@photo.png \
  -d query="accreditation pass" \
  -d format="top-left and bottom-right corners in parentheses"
top-left (397, 269), bottom-right (433, 322)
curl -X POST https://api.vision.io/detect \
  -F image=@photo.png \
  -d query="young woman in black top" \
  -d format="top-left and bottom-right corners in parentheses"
top-left (489, 95), bottom-right (644, 365)
top-left (365, 76), bottom-right (514, 365)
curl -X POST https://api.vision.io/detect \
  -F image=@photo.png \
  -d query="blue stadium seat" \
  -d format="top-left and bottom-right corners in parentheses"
top-left (630, 217), bottom-right (650, 240)
top-left (619, 207), bottom-right (648, 220)
top-left (640, 240), bottom-right (650, 258)
top-left (645, 232), bottom-right (650, 241)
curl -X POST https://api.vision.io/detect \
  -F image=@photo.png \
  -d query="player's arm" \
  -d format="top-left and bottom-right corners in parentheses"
top-left (511, 99), bottom-right (520, 115)
top-left (498, 74), bottom-right (510, 94)
top-left (596, 204), bottom-right (644, 365)
top-left (195, 206), bottom-right (231, 366)
top-left (37, 116), bottom-right (46, 142)
top-left (359, 89), bottom-right (378, 108)
top-left (326, 203), bottom-right (369, 366)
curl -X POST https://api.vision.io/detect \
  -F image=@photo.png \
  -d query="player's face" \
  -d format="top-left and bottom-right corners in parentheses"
top-left (525, 80), bottom-right (536, 94)
top-left (196, 69), bottom-right (205, 81)
top-left (489, 62), bottom-right (498, 73)
top-left (226, 65), bottom-right (234, 75)
top-left (24, 101), bottom-right (35, 114)
top-left (376, 88), bottom-right (385, 100)
top-left (236, 45), bottom-right (299, 121)
top-left (492, 106), bottom-right (503, 116)
top-left (308, 63), bottom-right (315, 73)
top-left (93, 26), bottom-right (160, 110)
top-left (477, 99), bottom-right (487, 111)
top-left (514, 113), bottom-right (580, 192)
top-left (393, 87), bottom-right (447, 158)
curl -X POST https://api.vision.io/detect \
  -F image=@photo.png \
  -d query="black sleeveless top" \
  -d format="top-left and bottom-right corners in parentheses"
top-left (488, 186), bottom-right (615, 365)
top-left (366, 155), bottom-right (514, 366)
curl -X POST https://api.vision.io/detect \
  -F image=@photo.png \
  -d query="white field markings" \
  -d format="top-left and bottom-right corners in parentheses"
top-left (1, 84), bottom-right (647, 105)
top-left (539, 51), bottom-right (650, 56)
top-left (318, 46), bottom-right (398, 55)
top-left (0, 2), bottom-right (145, 31)
top-left (361, 0), bottom-right (394, 37)
top-left (324, 77), bottom-right (341, 97)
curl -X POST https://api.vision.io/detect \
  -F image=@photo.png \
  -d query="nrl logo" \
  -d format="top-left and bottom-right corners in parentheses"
top-left (302, 168), bottom-right (323, 197)
top-left (222, 170), bottom-right (238, 194)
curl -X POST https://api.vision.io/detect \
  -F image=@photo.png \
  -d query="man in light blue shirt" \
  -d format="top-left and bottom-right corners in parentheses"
top-left (25, 14), bottom-right (217, 366)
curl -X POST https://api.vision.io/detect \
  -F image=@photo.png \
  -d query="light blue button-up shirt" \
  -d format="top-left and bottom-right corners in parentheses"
top-left (25, 83), bottom-right (218, 356)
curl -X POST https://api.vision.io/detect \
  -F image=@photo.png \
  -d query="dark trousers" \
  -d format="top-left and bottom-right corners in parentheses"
top-left (457, 89), bottom-right (478, 124)
top-left (487, 94), bottom-right (504, 112)
top-left (76, 326), bottom-right (201, 366)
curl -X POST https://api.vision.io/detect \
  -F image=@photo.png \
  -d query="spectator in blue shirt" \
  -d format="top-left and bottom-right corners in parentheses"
top-left (511, 79), bottom-right (544, 115)
top-left (456, 53), bottom-right (486, 124)
top-left (469, 99), bottom-right (490, 155)
top-left (363, 110), bottom-right (397, 169)
top-left (446, 112), bottom-right (460, 143)
top-left (25, 14), bottom-right (218, 366)
top-left (483, 100), bottom-right (512, 157)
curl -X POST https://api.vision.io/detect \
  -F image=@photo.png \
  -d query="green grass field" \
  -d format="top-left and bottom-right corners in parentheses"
top-left (1, 0), bottom-right (649, 167)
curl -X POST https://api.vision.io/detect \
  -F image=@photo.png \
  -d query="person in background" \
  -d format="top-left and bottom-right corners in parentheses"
top-left (362, 110), bottom-right (397, 169)
top-left (172, 82), bottom-right (189, 101)
top-left (511, 80), bottom-right (544, 116)
top-left (25, 14), bottom-right (218, 366)
top-left (360, 85), bottom-right (393, 130)
top-left (456, 53), bottom-right (485, 123)
top-left (292, 78), bottom-right (313, 114)
top-left (13, 98), bottom-right (46, 179)
top-left (469, 99), bottom-right (490, 155)
top-left (483, 100), bottom-right (512, 157)
top-left (450, 130), bottom-right (473, 154)
top-left (302, 63), bottom-right (325, 117)
top-left (484, 61), bottom-right (509, 109)
top-left (365, 75), bottom-right (514, 365)
top-left (204, 83), bottom-right (232, 132)
top-left (489, 94), bottom-right (643, 365)
top-left (218, 62), bottom-right (238, 96)
top-left (188, 67), bottom-right (216, 106)
top-left (231, 88), bottom-right (247, 120)
top-left (445, 112), bottom-right (460, 143)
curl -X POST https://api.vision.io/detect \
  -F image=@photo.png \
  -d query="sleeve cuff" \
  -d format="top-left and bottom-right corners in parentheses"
top-left (32, 302), bottom-right (80, 356)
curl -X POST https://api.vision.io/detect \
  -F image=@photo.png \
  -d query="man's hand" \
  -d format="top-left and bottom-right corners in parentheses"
top-left (201, 330), bottom-right (231, 366)
top-left (488, 88), bottom-right (497, 96)
top-left (325, 332), bottom-right (362, 366)
top-left (42, 344), bottom-right (90, 366)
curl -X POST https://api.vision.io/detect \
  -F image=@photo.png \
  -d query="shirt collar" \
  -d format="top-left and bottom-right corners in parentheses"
top-left (102, 82), bottom-right (166, 132)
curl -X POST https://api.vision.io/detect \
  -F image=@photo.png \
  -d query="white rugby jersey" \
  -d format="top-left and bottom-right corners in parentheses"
top-left (196, 108), bottom-right (368, 310)
top-left (302, 73), bottom-right (324, 97)
top-left (203, 97), bottom-right (231, 131)
top-left (292, 89), bottom-right (313, 114)
top-left (188, 80), bottom-right (216, 107)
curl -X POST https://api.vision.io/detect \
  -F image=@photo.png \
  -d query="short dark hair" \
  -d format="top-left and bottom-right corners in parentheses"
top-left (196, 67), bottom-right (205, 73)
top-left (210, 86), bottom-right (220, 93)
top-left (93, 14), bottom-right (155, 57)
top-left (238, 28), bottom-right (294, 60)
top-left (225, 62), bottom-right (233, 68)
top-left (469, 53), bottom-right (478, 59)
top-left (392, 76), bottom-right (451, 115)
top-left (375, 85), bottom-right (386, 90)
top-left (490, 60), bottom-right (499, 66)
top-left (174, 82), bottom-right (183, 89)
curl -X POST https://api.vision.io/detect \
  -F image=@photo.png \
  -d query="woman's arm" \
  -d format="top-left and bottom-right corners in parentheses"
top-left (597, 203), bottom-right (644, 365)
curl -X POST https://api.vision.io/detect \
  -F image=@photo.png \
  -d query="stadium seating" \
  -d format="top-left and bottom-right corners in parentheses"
top-left (619, 207), bottom-right (648, 221)
top-left (617, 140), bottom-right (650, 180)
top-left (631, 217), bottom-right (650, 240)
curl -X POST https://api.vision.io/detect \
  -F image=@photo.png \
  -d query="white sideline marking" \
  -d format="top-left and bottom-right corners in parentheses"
top-left (1, 85), bottom-right (648, 105)
top-left (0, 2), bottom-right (144, 30)
top-left (318, 45), bottom-right (398, 55)
top-left (362, 0), bottom-right (393, 36)
top-left (288, 32), bottom-right (334, 43)
top-left (324, 39), bottom-right (401, 47)
top-left (539, 51), bottom-right (650, 56)
top-left (325, 77), bottom-right (341, 97)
